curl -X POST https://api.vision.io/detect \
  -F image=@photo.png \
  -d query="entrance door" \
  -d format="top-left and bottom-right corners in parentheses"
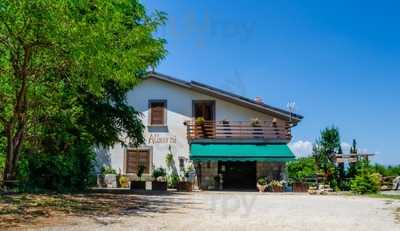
top-left (219, 161), bottom-right (257, 190)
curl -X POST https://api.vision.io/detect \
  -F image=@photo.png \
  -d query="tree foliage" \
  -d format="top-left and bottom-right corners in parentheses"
top-left (350, 160), bottom-right (381, 194)
top-left (351, 173), bottom-right (381, 194)
top-left (313, 126), bottom-right (341, 187)
top-left (287, 157), bottom-right (316, 183)
top-left (0, 0), bottom-right (166, 190)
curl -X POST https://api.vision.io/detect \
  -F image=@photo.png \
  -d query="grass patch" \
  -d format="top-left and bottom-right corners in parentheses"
top-left (365, 193), bottom-right (400, 200)
top-left (332, 191), bottom-right (400, 200)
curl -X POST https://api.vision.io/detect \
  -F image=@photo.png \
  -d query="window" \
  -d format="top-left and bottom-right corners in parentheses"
top-left (149, 100), bottom-right (167, 126)
top-left (125, 149), bottom-right (151, 174)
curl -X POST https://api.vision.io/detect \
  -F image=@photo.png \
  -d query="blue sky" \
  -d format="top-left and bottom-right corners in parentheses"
top-left (143, 0), bottom-right (400, 165)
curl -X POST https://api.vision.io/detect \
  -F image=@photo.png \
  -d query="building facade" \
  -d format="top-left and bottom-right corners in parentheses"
top-left (97, 72), bottom-right (303, 190)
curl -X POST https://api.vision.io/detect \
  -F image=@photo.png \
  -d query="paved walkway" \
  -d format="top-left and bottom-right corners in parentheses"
top-left (32, 192), bottom-right (400, 231)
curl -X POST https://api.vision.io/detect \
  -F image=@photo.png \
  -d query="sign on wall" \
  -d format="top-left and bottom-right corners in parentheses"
top-left (147, 133), bottom-right (177, 145)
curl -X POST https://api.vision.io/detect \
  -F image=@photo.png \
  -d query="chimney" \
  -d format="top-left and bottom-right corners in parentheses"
top-left (255, 96), bottom-right (263, 104)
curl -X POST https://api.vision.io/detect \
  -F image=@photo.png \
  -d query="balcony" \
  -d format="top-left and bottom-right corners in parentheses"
top-left (185, 119), bottom-right (292, 143)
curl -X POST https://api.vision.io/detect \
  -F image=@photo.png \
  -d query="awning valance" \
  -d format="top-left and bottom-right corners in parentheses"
top-left (190, 144), bottom-right (295, 162)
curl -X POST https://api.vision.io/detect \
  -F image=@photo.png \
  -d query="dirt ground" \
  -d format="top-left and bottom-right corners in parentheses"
top-left (1, 192), bottom-right (400, 231)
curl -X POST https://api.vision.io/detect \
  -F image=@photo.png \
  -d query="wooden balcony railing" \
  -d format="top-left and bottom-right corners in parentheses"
top-left (185, 120), bottom-right (292, 141)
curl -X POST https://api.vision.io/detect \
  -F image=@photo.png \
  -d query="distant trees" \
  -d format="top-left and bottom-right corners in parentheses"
top-left (288, 126), bottom-right (399, 193)
top-left (347, 139), bottom-right (358, 178)
top-left (312, 126), bottom-right (341, 187)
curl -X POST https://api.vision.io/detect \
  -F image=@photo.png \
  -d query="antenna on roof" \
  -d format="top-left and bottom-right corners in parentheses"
top-left (287, 101), bottom-right (296, 122)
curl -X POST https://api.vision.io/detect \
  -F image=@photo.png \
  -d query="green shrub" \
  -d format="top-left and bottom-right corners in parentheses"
top-left (167, 174), bottom-right (179, 188)
top-left (17, 142), bottom-right (95, 193)
top-left (101, 166), bottom-right (116, 175)
top-left (351, 173), bottom-right (381, 194)
top-left (153, 167), bottom-right (166, 178)
top-left (372, 163), bottom-right (400, 177)
top-left (137, 165), bottom-right (146, 178)
top-left (257, 177), bottom-right (267, 185)
top-left (287, 157), bottom-right (316, 183)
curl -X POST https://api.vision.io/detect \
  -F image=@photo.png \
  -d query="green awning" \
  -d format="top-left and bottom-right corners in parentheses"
top-left (190, 144), bottom-right (295, 162)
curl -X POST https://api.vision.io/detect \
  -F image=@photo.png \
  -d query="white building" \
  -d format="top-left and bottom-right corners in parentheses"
top-left (97, 72), bottom-right (303, 190)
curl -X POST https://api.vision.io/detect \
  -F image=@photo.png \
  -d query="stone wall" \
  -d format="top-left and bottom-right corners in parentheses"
top-left (195, 161), bottom-right (218, 190)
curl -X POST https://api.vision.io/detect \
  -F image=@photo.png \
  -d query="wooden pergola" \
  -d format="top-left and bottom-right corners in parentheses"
top-left (334, 153), bottom-right (375, 164)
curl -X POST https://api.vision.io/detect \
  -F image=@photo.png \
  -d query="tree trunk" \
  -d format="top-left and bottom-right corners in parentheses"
top-left (2, 123), bottom-right (25, 186)
top-left (1, 46), bottom-right (30, 187)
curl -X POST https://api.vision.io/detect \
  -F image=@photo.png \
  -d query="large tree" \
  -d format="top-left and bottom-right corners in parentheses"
top-left (0, 0), bottom-right (166, 184)
top-left (313, 126), bottom-right (341, 186)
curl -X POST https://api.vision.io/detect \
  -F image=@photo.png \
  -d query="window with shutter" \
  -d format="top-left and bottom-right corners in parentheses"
top-left (149, 100), bottom-right (166, 126)
top-left (125, 149), bottom-right (151, 174)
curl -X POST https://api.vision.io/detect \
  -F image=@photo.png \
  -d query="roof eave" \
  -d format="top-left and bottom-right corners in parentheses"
top-left (146, 71), bottom-right (303, 122)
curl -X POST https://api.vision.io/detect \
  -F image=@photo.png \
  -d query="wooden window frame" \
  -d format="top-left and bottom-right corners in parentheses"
top-left (123, 147), bottom-right (153, 175)
top-left (148, 99), bottom-right (167, 127)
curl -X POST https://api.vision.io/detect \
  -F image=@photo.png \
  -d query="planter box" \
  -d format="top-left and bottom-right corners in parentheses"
top-left (97, 175), bottom-right (105, 188)
top-left (152, 181), bottom-right (167, 191)
top-left (177, 182), bottom-right (193, 192)
top-left (293, 183), bottom-right (308, 192)
top-left (130, 181), bottom-right (146, 190)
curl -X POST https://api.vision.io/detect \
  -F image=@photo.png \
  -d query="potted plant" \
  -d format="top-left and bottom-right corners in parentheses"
top-left (293, 182), bottom-right (309, 192)
top-left (195, 116), bottom-right (205, 126)
top-left (287, 157), bottom-right (315, 192)
top-left (177, 180), bottom-right (193, 192)
top-left (251, 118), bottom-right (261, 127)
top-left (167, 174), bottom-right (179, 189)
top-left (177, 166), bottom-right (194, 192)
top-left (251, 118), bottom-right (263, 138)
top-left (152, 167), bottom-right (167, 191)
top-left (119, 175), bottom-right (129, 188)
top-left (270, 180), bottom-right (284, 192)
top-left (195, 117), bottom-right (207, 138)
top-left (257, 177), bottom-right (268, 192)
top-left (130, 165), bottom-right (146, 190)
top-left (165, 149), bottom-right (180, 189)
top-left (100, 166), bottom-right (117, 188)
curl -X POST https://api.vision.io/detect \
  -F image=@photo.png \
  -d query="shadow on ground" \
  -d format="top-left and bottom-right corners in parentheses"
top-left (0, 192), bottom-right (201, 229)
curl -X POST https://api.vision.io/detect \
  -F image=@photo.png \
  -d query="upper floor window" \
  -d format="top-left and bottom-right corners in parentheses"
top-left (149, 100), bottom-right (167, 126)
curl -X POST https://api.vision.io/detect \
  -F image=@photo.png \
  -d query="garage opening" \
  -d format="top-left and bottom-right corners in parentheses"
top-left (218, 161), bottom-right (257, 190)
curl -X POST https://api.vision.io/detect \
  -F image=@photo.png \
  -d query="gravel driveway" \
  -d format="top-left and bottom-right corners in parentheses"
top-left (31, 192), bottom-right (400, 231)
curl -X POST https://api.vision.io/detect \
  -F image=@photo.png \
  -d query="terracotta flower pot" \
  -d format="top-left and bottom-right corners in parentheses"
top-left (272, 186), bottom-right (283, 192)
top-left (293, 182), bottom-right (308, 192)
top-left (177, 182), bottom-right (193, 192)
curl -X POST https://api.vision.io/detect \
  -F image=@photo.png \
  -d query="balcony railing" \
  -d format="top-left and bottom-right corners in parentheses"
top-left (185, 120), bottom-right (292, 141)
